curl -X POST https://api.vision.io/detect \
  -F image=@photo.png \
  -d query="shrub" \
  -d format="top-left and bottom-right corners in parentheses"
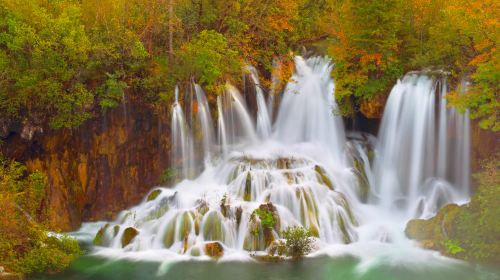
top-left (280, 226), bottom-right (314, 259)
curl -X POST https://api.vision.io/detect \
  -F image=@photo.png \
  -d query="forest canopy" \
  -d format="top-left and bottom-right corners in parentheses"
top-left (0, 0), bottom-right (498, 130)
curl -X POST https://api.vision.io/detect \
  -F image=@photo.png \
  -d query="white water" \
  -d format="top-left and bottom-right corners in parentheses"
top-left (170, 86), bottom-right (195, 179)
top-left (373, 73), bottom-right (470, 219)
top-left (84, 57), bottom-right (471, 268)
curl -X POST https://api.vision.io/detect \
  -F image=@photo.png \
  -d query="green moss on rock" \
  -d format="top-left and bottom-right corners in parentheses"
top-left (244, 172), bottom-right (252, 201)
top-left (93, 224), bottom-right (110, 246)
top-left (315, 165), bottom-right (334, 190)
top-left (147, 189), bottom-right (162, 201)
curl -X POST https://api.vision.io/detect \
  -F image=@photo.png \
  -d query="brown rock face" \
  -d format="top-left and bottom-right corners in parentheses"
top-left (1, 101), bottom-right (171, 231)
top-left (470, 120), bottom-right (499, 173)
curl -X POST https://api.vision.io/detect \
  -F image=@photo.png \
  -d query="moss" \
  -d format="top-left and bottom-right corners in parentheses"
top-left (121, 227), bottom-right (139, 248)
top-left (113, 225), bottom-right (120, 237)
top-left (202, 211), bottom-right (225, 241)
top-left (93, 224), bottom-right (110, 246)
top-left (146, 189), bottom-right (162, 202)
top-left (314, 165), bottom-right (334, 190)
top-left (163, 219), bottom-right (177, 248)
top-left (244, 172), bottom-right (252, 201)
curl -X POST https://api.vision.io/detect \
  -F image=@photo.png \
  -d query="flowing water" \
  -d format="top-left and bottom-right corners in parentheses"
top-left (51, 57), bottom-right (496, 280)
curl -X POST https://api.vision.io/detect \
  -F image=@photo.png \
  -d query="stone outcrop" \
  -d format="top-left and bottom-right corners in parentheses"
top-left (1, 100), bottom-right (171, 231)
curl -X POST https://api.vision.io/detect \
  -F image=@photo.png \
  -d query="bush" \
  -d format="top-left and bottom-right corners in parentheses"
top-left (0, 155), bottom-right (82, 275)
top-left (280, 226), bottom-right (314, 259)
top-left (17, 235), bottom-right (82, 275)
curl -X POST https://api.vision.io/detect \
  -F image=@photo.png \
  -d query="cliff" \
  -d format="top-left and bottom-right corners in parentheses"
top-left (1, 101), bottom-right (171, 231)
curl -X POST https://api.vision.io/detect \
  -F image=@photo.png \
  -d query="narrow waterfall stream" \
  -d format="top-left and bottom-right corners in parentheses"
top-left (57, 56), bottom-right (492, 280)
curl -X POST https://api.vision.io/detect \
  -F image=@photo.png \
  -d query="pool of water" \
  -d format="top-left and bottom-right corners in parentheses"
top-left (38, 255), bottom-right (499, 280)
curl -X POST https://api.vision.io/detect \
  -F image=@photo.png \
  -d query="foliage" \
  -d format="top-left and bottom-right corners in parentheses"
top-left (0, 0), bottom-right (496, 131)
top-left (280, 226), bottom-right (314, 258)
top-left (443, 239), bottom-right (465, 255)
top-left (177, 30), bottom-right (240, 93)
top-left (254, 208), bottom-right (276, 229)
top-left (0, 154), bottom-right (82, 275)
top-left (453, 153), bottom-right (500, 263)
top-left (16, 235), bottom-right (82, 275)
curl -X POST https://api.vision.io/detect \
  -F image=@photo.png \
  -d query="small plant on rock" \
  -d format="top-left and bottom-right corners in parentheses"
top-left (280, 226), bottom-right (314, 259)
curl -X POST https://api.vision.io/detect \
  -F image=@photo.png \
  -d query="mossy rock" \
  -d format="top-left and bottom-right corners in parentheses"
top-left (314, 165), bottom-right (334, 190)
top-left (405, 204), bottom-right (461, 240)
top-left (93, 224), bottom-right (110, 246)
top-left (113, 225), bottom-right (120, 237)
top-left (121, 227), bottom-right (139, 248)
top-left (177, 211), bottom-right (194, 241)
top-left (147, 189), bottom-right (162, 201)
top-left (235, 206), bottom-right (243, 227)
top-left (202, 211), bottom-right (225, 241)
top-left (190, 246), bottom-right (201, 257)
top-left (204, 242), bottom-right (224, 258)
top-left (163, 218), bottom-right (177, 248)
top-left (244, 172), bottom-right (252, 201)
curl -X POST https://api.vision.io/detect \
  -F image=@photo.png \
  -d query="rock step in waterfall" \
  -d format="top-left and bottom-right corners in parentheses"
top-left (91, 57), bottom-right (470, 260)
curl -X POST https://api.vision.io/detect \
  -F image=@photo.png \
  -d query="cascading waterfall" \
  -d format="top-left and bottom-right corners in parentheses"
top-left (194, 84), bottom-right (216, 162)
top-left (273, 56), bottom-right (345, 164)
top-left (248, 66), bottom-right (272, 139)
top-left (171, 86), bottom-right (195, 179)
top-left (90, 58), bottom-right (471, 262)
top-left (373, 73), bottom-right (470, 219)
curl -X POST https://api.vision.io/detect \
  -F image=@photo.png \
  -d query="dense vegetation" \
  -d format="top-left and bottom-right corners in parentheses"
top-left (0, 155), bottom-right (82, 276)
top-left (0, 0), bottom-right (497, 131)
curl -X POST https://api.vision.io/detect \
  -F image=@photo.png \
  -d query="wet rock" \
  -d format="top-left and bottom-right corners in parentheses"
top-left (235, 206), bottom-right (243, 227)
top-left (113, 225), bottom-right (120, 237)
top-left (196, 199), bottom-right (209, 216)
top-left (93, 224), bottom-right (110, 246)
top-left (204, 242), bottom-right (224, 258)
top-left (405, 204), bottom-right (461, 252)
top-left (220, 194), bottom-right (230, 217)
top-left (147, 189), bottom-right (162, 201)
top-left (121, 227), bottom-right (139, 247)
top-left (244, 172), bottom-right (252, 201)
top-left (202, 211), bottom-right (225, 241)
top-left (314, 165), bottom-right (334, 190)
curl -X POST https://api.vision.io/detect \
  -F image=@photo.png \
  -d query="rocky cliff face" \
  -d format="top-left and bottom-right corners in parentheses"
top-left (1, 101), bottom-right (171, 231)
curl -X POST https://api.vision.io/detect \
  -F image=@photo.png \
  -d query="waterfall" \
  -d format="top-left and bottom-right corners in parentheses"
top-left (89, 58), bottom-right (472, 262)
top-left (171, 86), bottom-right (195, 179)
top-left (273, 56), bottom-right (345, 163)
top-left (373, 73), bottom-right (471, 218)
top-left (194, 84), bottom-right (216, 162)
top-left (248, 66), bottom-right (272, 139)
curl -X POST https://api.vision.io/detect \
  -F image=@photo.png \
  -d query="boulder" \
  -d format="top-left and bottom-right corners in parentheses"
top-left (121, 227), bottom-right (139, 248)
top-left (204, 242), bottom-right (224, 258)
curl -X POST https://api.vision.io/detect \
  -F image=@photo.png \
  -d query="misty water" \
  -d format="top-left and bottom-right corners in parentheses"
top-left (45, 57), bottom-right (499, 280)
